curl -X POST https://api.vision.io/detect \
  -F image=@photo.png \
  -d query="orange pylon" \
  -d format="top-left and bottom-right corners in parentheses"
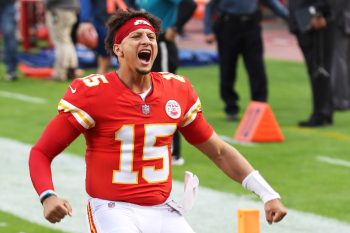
top-left (234, 101), bottom-right (284, 142)
top-left (238, 209), bottom-right (260, 233)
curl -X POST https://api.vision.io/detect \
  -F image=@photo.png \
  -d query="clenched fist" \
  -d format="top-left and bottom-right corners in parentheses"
top-left (264, 199), bottom-right (287, 224)
top-left (42, 195), bottom-right (72, 223)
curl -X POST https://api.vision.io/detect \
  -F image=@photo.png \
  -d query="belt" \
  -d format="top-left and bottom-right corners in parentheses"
top-left (221, 12), bottom-right (260, 23)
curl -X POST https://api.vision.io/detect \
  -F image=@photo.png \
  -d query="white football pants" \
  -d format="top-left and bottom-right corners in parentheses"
top-left (87, 198), bottom-right (195, 233)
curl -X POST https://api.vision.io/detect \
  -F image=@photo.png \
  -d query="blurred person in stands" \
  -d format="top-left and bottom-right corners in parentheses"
top-left (45, 0), bottom-right (80, 81)
top-left (288, 0), bottom-right (334, 127)
top-left (0, 0), bottom-right (18, 81)
top-left (204, 0), bottom-right (288, 121)
top-left (176, 0), bottom-right (197, 37)
top-left (78, 0), bottom-right (127, 74)
top-left (29, 9), bottom-right (287, 231)
top-left (329, 0), bottom-right (350, 111)
top-left (133, 0), bottom-right (197, 166)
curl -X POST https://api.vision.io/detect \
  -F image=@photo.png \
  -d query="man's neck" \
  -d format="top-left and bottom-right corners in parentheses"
top-left (116, 69), bottom-right (152, 93)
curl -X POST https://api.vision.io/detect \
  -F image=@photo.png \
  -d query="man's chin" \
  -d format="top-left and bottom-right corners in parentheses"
top-left (136, 68), bottom-right (152, 75)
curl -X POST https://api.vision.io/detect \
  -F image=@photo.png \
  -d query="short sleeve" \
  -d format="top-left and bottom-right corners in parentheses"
top-left (178, 79), bottom-right (213, 144)
top-left (58, 78), bottom-right (96, 132)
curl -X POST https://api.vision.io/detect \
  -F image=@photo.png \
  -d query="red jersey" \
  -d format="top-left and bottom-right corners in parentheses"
top-left (58, 71), bottom-right (213, 205)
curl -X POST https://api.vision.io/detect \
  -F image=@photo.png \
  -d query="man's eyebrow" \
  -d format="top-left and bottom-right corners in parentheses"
top-left (129, 31), bottom-right (155, 36)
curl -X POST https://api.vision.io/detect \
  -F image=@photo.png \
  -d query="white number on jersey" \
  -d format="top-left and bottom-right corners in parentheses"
top-left (81, 74), bottom-right (109, 87)
top-left (113, 124), bottom-right (177, 184)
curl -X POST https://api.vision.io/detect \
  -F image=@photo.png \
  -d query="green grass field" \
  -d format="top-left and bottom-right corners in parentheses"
top-left (0, 210), bottom-right (67, 233)
top-left (1, 59), bottom-right (350, 232)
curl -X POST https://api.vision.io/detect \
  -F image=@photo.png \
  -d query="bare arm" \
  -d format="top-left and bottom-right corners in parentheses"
top-left (194, 132), bottom-right (287, 224)
top-left (194, 132), bottom-right (254, 182)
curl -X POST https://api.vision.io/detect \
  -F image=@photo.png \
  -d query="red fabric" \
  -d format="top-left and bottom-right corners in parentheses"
top-left (56, 71), bottom-right (213, 205)
top-left (179, 113), bottom-right (213, 145)
top-left (29, 114), bottom-right (80, 195)
top-left (114, 17), bottom-right (155, 44)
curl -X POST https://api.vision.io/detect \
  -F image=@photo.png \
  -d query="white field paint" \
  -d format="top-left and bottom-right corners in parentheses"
top-left (0, 91), bottom-right (46, 104)
top-left (0, 222), bottom-right (8, 227)
top-left (1, 137), bottom-right (350, 233)
top-left (219, 135), bottom-right (255, 147)
top-left (317, 156), bottom-right (350, 168)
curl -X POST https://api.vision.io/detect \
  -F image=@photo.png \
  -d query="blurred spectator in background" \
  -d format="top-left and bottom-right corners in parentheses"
top-left (175, 0), bottom-right (197, 37)
top-left (134, 0), bottom-right (197, 166)
top-left (78, 0), bottom-right (127, 74)
top-left (288, 0), bottom-right (334, 127)
top-left (204, 0), bottom-right (288, 121)
top-left (0, 0), bottom-right (18, 81)
top-left (329, 0), bottom-right (350, 111)
top-left (45, 0), bottom-right (80, 81)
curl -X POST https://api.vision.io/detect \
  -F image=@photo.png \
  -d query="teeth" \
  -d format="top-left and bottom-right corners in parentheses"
top-left (139, 49), bottom-right (150, 54)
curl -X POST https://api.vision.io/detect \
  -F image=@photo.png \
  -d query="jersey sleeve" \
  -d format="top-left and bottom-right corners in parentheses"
top-left (58, 78), bottom-right (96, 132)
top-left (178, 78), bottom-right (213, 144)
top-left (29, 114), bottom-right (81, 196)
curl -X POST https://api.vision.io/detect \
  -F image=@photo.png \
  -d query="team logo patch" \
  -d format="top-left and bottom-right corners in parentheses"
top-left (142, 104), bottom-right (151, 115)
top-left (165, 100), bottom-right (181, 119)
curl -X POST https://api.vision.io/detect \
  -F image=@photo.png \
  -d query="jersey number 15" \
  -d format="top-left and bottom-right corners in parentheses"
top-left (113, 124), bottom-right (177, 184)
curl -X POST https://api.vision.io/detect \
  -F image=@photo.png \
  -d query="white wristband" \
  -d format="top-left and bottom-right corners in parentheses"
top-left (242, 171), bottom-right (280, 203)
top-left (39, 190), bottom-right (57, 204)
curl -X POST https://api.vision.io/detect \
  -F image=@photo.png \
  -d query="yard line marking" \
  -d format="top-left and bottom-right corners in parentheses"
top-left (317, 156), bottom-right (350, 168)
top-left (219, 135), bottom-right (256, 147)
top-left (286, 126), bottom-right (350, 141)
top-left (0, 91), bottom-right (46, 104)
top-left (0, 222), bottom-right (8, 227)
top-left (1, 137), bottom-right (350, 233)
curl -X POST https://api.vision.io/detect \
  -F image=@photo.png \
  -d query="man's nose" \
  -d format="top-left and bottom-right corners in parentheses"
top-left (140, 34), bottom-right (152, 44)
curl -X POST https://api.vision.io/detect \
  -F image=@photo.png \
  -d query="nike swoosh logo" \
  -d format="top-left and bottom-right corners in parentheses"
top-left (69, 86), bottom-right (77, 94)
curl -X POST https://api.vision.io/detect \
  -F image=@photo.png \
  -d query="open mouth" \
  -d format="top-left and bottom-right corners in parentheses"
top-left (138, 49), bottom-right (151, 63)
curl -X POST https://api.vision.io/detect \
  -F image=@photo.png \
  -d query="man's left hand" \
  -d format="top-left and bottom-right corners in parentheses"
top-left (264, 199), bottom-right (287, 224)
top-left (165, 27), bottom-right (177, 42)
top-left (310, 16), bottom-right (327, 30)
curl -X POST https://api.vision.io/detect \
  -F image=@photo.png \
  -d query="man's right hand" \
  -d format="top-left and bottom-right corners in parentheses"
top-left (205, 33), bottom-right (216, 44)
top-left (43, 195), bottom-right (72, 223)
top-left (165, 27), bottom-right (177, 42)
top-left (310, 16), bottom-right (327, 30)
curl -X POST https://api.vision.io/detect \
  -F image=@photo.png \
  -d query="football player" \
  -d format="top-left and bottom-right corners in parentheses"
top-left (29, 9), bottom-right (287, 232)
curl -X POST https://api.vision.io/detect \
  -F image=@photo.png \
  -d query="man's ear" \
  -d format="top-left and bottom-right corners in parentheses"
top-left (113, 44), bottom-right (123, 57)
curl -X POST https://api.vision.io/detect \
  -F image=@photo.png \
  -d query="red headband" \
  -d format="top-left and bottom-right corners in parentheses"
top-left (114, 17), bottom-right (155, 44)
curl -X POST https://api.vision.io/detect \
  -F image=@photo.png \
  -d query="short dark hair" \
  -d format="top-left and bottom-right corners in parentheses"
top-left (105, 9), bottom-right (162, 58)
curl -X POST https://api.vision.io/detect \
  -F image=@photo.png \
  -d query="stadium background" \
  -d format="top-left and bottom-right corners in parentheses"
top-left (1, 1), bottom-right (350, 232)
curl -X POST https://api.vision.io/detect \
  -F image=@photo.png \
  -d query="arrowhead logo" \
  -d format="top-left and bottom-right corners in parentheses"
top-left (69, 86), bottom-right (77, 94)
top-left (165, 100), bottom-right (181, 119)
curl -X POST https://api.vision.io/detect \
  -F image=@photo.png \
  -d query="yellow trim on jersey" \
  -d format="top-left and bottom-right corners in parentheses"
top-left (180, 98), bottom-right (202, 127)
top-left (58, 99), bottom-right (95, 129)
top-left (159, 72), bottom-right (185, 83)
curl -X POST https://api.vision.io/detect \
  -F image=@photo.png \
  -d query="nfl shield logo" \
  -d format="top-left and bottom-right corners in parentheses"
top-left (142, 104), bottom-right (150, 115)
top-left (108, 202), bottom-right (115, 208)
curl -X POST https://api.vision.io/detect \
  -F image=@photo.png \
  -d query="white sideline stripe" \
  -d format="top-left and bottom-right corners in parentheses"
top-left (0, 91), bottom-right (46, 104)
top-left (317, 156), bottom-right (350, 168)
top-left (0, 222), bottom-right (8, 227)
top-left (219, 135), bottom-right (256, 147)
top-left (1, 137), bottom-right (350, 233)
